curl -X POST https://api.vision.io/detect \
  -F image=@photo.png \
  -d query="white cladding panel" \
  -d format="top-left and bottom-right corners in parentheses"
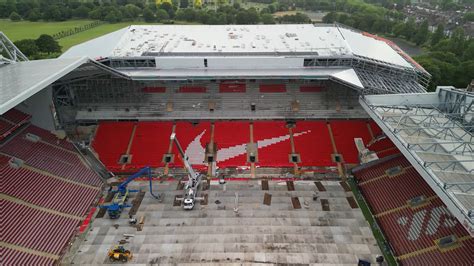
top-left (155, 57), bottom-right (304, 70)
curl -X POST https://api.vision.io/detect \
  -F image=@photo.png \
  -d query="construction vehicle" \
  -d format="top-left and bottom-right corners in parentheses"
top-left (170, 133), bottom-right (203, 210)
top-left (100, 166), bottom-right (160, 219)
top-left (108, 245), bottom-right (132, 262)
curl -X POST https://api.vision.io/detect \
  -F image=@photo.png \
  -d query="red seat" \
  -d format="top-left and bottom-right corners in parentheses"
top-left (293, 121), bottom-right (335, 166)
top-left (214, 121), bottom-right (250, 168)
top-left (330, 120), bottom-right (372, 163)
top-left (253, 121), bottom-right (292, 167)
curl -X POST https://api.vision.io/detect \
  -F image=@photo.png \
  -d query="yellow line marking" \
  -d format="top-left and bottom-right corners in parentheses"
top-left (397, 235), bottom-right (472, 260)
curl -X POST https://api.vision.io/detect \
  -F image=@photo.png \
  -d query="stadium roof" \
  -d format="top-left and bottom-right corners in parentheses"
top-left (360, 87), bottom-right (474, 236)
top-left (62, 24), bottom-right (414, 69)
top-left (0, 57), bottom-right (128, 115)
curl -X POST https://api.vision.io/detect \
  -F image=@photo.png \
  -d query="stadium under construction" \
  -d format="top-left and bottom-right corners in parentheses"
top-left (0, 24), bottom-right (472, 265)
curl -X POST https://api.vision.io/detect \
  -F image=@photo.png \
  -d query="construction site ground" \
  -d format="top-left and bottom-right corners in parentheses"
top-left (69, 179), bottom-right (382, 265)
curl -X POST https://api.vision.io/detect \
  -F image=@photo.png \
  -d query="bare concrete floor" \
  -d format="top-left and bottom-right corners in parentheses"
top-left (70, 180), bottom-right (382, 265)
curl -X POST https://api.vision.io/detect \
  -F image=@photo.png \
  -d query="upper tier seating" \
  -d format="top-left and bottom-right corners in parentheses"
top-left (0, 108), bottom-right (31, 140)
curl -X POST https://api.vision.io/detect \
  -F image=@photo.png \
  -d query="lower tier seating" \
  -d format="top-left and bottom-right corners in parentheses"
top-left (2, 155), bottom-right (99, 217)
top-left (2, 200), bottom-right (79, 255)
top-left (353, 155), bottom-right (473, 265)
top-left (330, 120), bottom-right (372, 163)
top-left (253, 121), bottom-right (292, 167)
top-left (170, 121), bottom-right (211, 169)
top-left (2, 247), bottom-right (56, 266)
top-left (293, 121), bottom-right (335, 166)
top-left (214, 121), bottom-right (250, 168)
top-left (92, 121), bottom-right (135, 172)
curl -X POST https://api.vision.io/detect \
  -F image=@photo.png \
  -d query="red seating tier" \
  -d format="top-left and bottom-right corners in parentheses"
top-left (293, 121), bottom-right (335, 166)
top-left (214, 121), bottom-right (250, 168)
top-left (170, 122), bottom-right (211, 168)
top-left (359, 167), bottom-right (437, 214)
top-left (3, 161), bottom-right (99, 216)
top-left (253, 121), bottom-right (292, 167)
top-left (24, 125), bottom-right (75, 151)
top-left (92, 122), bottom-right (135, 172)
top-left (400, 237), bottom-right (474, 266)
top-left (0, 129), bottom-right (102, 186)
top-left (330, 120), bottom-right (372, 163)
top-left (377, 198), bottom-right (470, 256)
top-left (219, 83), bottom-right (246, 93)
top-left (353, 154), bottom-right (410, 183)
top-left (2, 247), bottom-right (55, 266)
top-left (2, 200), bottom-right (79, 255)
top-left (126, 122), bottom-right (173, 170)
top-left (2, 108), bottom-right (31, 125)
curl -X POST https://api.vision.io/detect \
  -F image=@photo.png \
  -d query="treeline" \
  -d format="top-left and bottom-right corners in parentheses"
top-left (14, 34), bottom-right (62, 59)
top-left (322, 8), bottom-right (473, 91)
top-left (1, 0), bottom-right (311, 24)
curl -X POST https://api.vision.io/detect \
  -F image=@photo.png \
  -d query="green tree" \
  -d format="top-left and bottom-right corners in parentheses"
top-left (35, 34), bottom-right (61, 54)
top-left (156, 9), bottom-right (169, 21)
top-left (261, 13), bottom-right (275, 24)
top-left (143, 7), bottom-right (155, 22)
top-left (14, 39), bottom-right (38, 57)
top-left (235, 8), bottom-right (259, 24)
top-left (73, 5), bottom-right (91, 19)
top-left (180, 0), bottom-right (189, 8)
top-left (105, 7), bottom-right (123, 23)
top-left (450, 27), bottom-right (465, 56)
top-left (9, 11), bottom-right (21, 21)
top-left (26, 8), bottom-right (41, 21)
top-left (413, 20), bottom-right (429, 45)
top-left (122, 4), bottom-right (141, 20)
top-left (431, 24), bottom-right (444, 46)
top-left (403, 17), bottom-right (416, 41)
top-left (322, 12), bottom-right (337, 23)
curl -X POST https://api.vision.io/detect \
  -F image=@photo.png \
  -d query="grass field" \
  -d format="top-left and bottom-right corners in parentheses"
top-left (0, 19), bottom-right (96, 41)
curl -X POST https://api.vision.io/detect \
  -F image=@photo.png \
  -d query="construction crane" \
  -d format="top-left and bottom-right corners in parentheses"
top-left (170, 133), bottom-right (203, 210)
top-left (101, 166), bottom-right (159, 218)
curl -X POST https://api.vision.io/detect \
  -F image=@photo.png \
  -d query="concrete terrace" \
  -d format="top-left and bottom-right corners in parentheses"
top-left (70, 179), bottom-right (382, 265)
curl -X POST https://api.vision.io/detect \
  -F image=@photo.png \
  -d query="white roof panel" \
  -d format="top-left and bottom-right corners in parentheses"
top-left (339, 27), bottom-right (412, 68)
top-left (0, 57), bottom-right (89, 114)
top-left (62, 24), bottom-right (414, 69)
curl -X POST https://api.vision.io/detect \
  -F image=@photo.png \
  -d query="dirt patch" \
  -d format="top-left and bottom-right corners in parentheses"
top-left (173, 195), bottom-right (182, 207)
top-left (263, 193), bottom-right (272, 206)
top-left (339, 181), bottom-right (351, 192)
top-left (128, 191), bottom-right (145, 216)
top-left (314, 181), bottom-right (326, 191)
top-left (291, 197), bottom-right (301, 209)
top-left (346, 196), bottom-right (358, 209)
top-left (261, 180), bottom-right (269, 190)
top-left (286, 181), bottom-right (295, 191)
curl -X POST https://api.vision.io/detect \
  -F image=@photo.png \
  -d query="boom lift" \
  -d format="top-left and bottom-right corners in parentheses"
top-left (170, 133), bottom-right (203, 210)
top-left (101, 166), bottom-right (159, 218)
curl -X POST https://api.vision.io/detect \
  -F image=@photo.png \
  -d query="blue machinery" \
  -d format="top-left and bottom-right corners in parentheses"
top-left (100, 166), bottom-right (159, 219)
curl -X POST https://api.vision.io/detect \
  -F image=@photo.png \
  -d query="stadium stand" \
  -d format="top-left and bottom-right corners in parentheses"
top-left (219, 82), bottom-right (246, 93)
top-left (293, 121), bottom-right (335, 166)
top-left (214, 121), bottom-right (250, 168)
top-left (126, 121), bottom-right (173, 170)
top-left (0, 108), bottom-right (31, 140)
top-left (1, 130), bottom-right (101, 186)
top-left (92, 121), bottom-right (135, 172)
top-left (178, 86), bottom-right (207, 93)
top-left (2, 200), bottom-right (79, 255)
top-left (299, 85), bottom-right (325, 93)
top-left (171, 121), bottom-right (211, 169)
top-left (253, 121), bottom-right (292, 167)
top-left (330, 120), bottom-right (372, 163)
top-left (2, 155), bottom-right (99, 216)
top-left (2, 247), bottom-right (56, 265)
top-left (353, 155), bottom-right (473, 265)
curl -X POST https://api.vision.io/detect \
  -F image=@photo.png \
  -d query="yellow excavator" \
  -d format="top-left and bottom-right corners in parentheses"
top-left (108, 246), bottom-right (132, 262)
